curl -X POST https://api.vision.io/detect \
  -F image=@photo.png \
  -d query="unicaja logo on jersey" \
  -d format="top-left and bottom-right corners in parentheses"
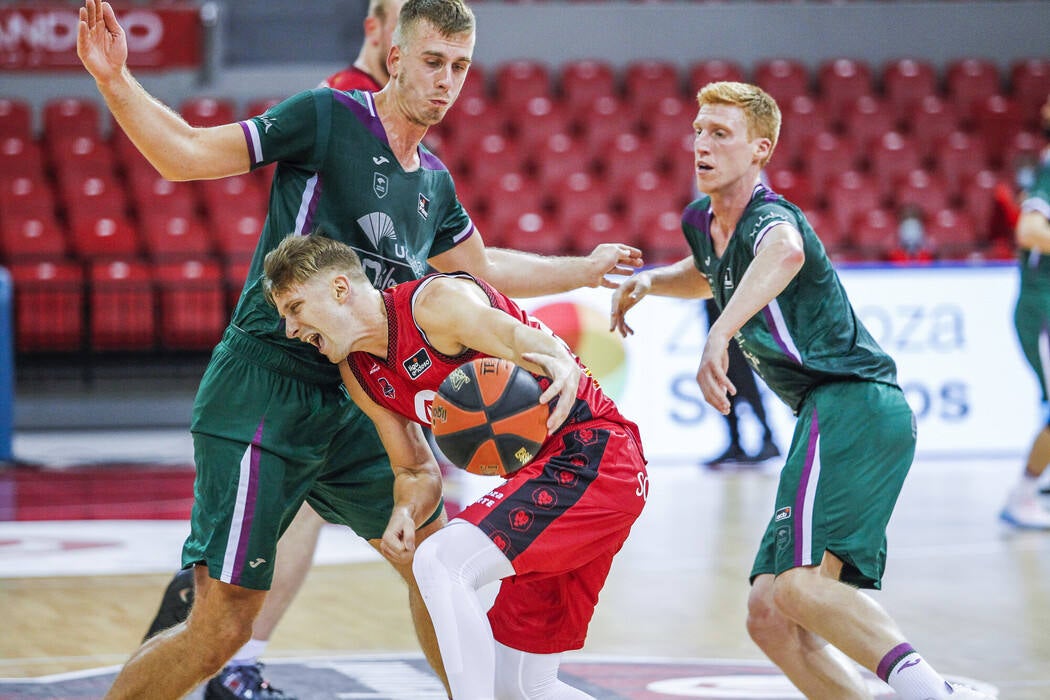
top-left (373, 172), bottom-right (389, 198)
top-left (357, 212), bottom-right (397, 249)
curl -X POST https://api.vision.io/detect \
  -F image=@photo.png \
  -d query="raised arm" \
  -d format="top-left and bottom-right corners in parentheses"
top-left (609, 256), bottom-right (712, 337)
top-left (414, 278), bottom-right (580, 432)
top-left (338, 362), bottom-right (443, 565)
top-left (428, 232), bottom-right (643, 297)
top-left (77, 0), bottom-right (249, 181)
top-left (698, 223), bottom-right (804, 415)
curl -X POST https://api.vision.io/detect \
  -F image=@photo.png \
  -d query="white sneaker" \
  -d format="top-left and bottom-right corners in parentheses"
top-left (999, 490), bottom-right (1050, 529)
top-left (947, 681), bottom-right (996, 698)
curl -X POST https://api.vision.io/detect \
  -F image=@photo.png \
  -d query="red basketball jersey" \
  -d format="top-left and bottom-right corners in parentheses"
top-left (344, 273), bottom-right (639, 442)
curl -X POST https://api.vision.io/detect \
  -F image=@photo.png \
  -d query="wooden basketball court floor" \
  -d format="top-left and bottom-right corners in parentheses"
top-left (2, 430), bottom-right (1048, 699)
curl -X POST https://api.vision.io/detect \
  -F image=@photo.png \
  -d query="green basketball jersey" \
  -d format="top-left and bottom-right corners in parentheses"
top-left (1019, 155), bottom-right (1050, 287)
top-left (233, 88), bottom-right (474, 378)
top-left (681, 184), bottom-right (898, 413)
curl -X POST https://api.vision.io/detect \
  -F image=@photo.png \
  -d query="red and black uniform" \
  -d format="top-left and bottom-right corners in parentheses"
top-left (345, 272), bottom-right (648, 653)
top-left (321, 65), bottom-right (383, 92)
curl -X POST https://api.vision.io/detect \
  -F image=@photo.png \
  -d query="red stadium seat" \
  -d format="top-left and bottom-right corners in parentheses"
top-left (971, 94), bottom-right (1026, 158)
top-left (224, 257), bottom-right (253, 310)
top-left (549, 171), bottom-right (609, 232)
top-left (129, 172), bottom-right (199, 220)
top-left (532, 132), bottom-right (593, 192)
top-left (881, 58), bottom-right (938, 122)
top-left (850, 208), bottom-right (899, 261)
top-left (501, 211), bottom-right (563, 256)
top-left (945, 58), bottom-right (1002, 122)
top-left (801, 131), bottom-right (859, 193)
top-left (48, 134), bottom-right (117, 179)
top-left (43, 97), bottom-right (103, 140)
top-left (754, 58), bottom-right (811, 104)
top-left (179, 97), bottom-right (236, 128)
top-left (686, 59), bottom-right (746, 94)
top-left (840, 95), bottom-right (897, 153)
top-left (494, 60), bottom-right (552, 113)
top-left (778, 95), bottom-right (831, 169)
top-left (198, 174), bottom-right (264, 219)
top-left (636, 209), bottom-right (688, 265)
top-left (440, 96), bottom-right (506, 159)
top-left (560, 60), bottom-right (618, 109)
top-left (961, 169), bottom-right (1000, 237)
top-left (69, 214), bottom-right (140, 260)
top-left (210, 210), bottom-right (264, 262)
top-left (455, 62), bottom-right (487, 102)
top-left (571, 211), bottom-right (635, 256)
top-left (0, 213), bottom-right (68, 261)
top-left (140, 213), bottom-right (213, 261)
top-left (640, 94), bottom-right (693, 155)
top-left (905, 95), bottom-right (961, 161)
top-left (486, 172), bottom-right (545, 243)
top-left (0, 136), bottom-right (45, 179)
top-left (10, 260), bottom-right (84, 352)
top-left (825, 170), bottom-right (881, 242)
top-left (867, 131), bottom-right (922, 201)
top-left (597, 132), bottom-right (660, 193)
top-left (893, 169), bottom-right (952, 219)
top-left (576, 95), bottom-right (636, 158)
top-left (924, 207), bottom-right (981, 259)
top-left (59, 171), bottom-right (129, 222)
top-left (0, 174), bottom-right (57, 221)
top-left (624, 60), bottom-right (682, 111)
top-left (1009, 58), bottom-right (1050, 124)
top-left (89, 258), bottom-right (155, 350)
top-left (0, 98), bottom-right (32, 139)
top-left (934, 130), bottom-right (990, 190)
top-left (507, 96), bottom-right (573, 152)
top-left (155, 258), bottom-right (227, 350)
top-left (765, 167), bottom-right (815, 212)
top-left (621, 170), bottom-right (683, 230)
top-left (1001, 131), bottom-right (1047, 178)
top-left (467, 132), bottom-right (529, 189)
top-left (817, 58), bottom-right (875, 125)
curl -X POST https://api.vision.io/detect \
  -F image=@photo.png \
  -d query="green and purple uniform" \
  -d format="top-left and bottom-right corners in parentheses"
top-left (682, 183), bottom-right (914, 588)
top-left (1015, 153), bottom-right (1050, 413)
top-left (185, 89), bottom-right (472, 589)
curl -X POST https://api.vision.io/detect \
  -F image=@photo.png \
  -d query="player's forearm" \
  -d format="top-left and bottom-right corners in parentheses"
top-left (392, 468), bottom-right (443, 528)
top-left (481, 248), bottom-right (593, 297)
top-left (713, 239), bottom-right (802, 340)
top-left (646, 257), bottom-right (712, 299)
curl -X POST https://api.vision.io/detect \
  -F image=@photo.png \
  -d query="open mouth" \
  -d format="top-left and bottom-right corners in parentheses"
top-left (306, 332), bottom-right (322, 350)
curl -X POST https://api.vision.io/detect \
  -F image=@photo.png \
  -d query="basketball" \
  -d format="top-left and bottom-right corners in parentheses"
top-left (430, 357), bottom-right (549, 477)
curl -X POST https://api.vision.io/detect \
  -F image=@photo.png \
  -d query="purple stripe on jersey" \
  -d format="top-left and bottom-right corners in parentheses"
top-left (239, 120), bottom-right (261, 166)
top-left (794, 408), bottom-right (819, 566)
top-left (761, 305), bottom-right (803, 364)
top-left (419, 148), bottom-right (448, 172)
top-left (452, 220), bottom-right (476, 244)
top-left (332, 90), bottom-right (388, 143)
top-left (231, 420), bottom-right (264, 585)
top-left (304, 175), bottom-right (323, 234)
top-left (681, 206), bottom-right (711, 236)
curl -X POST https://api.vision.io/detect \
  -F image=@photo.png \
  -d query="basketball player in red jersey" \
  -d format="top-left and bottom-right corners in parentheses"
top-left (263, 233), bottom-right (648, 700)
top-left (321, 0), bottom-right (405, 91)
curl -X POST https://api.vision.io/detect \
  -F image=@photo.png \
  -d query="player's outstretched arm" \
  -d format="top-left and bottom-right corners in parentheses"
top-left (610, 257), bottom-right (712, 337)
top-left (77, 0), bottom-right (250, 181)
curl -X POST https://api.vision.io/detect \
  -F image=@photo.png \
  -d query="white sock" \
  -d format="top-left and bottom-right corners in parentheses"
top-left (229, 638), bottom-right (268, 667)
top-left (884, 650), bottom-right (951, 700)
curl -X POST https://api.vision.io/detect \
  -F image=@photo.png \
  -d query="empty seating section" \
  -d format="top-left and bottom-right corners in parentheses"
top-left (2, 55), bottom-right (1043, 353)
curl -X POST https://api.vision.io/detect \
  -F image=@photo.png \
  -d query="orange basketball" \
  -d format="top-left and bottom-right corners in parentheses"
top-left (430, 357), bottom-right (549, 477)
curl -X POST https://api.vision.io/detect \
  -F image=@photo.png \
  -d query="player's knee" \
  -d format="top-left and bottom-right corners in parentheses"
top-left (746, 577), bottom-right (789, 648)
top-left (770, 569), bottom-right (814, 622)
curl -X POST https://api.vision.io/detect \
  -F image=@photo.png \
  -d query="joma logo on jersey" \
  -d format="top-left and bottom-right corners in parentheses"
top-left (403, 348), bottom-right (433, 379)
top-left (373, 172), bottom-right (389, 198)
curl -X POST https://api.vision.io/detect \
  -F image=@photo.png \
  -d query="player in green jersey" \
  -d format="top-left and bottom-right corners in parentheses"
top-left (1001, 92), bottom-right (1050, 530)
top-left (77, 1), bottom-right (642, 698)
top-left (609, 81), bottom-right (992, 700)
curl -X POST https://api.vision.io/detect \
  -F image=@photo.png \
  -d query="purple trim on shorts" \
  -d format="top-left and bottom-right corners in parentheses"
top-left (877, 642), bottom-right (916, 681)
top-left (794, 408), bottom-right (819, 566)
top-left (332, 90), bottom-right (388, 143)
top-left (231, 420), bottom-right (264, 584)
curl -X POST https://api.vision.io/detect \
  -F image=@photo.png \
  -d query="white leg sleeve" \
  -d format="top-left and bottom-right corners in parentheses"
top-left (413, 520), bottom-right (515, 700)
top-left (493, 642), bottom-right (595, 700)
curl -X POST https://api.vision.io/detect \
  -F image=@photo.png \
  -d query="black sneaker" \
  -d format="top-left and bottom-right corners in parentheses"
top-left (205, 662), bottom-right (297, 700)
top-left (143, 567), bottom-right (195, 641)
top-left (704, 443), bottom-right (749, 468)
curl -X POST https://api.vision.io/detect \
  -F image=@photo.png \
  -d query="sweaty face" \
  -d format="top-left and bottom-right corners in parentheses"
top-left (393, 22), bottom-right (474, 126)
top-left (274, 276), bottom-right (350, 364)
top-left (692, 103), bottom-right (768, 195)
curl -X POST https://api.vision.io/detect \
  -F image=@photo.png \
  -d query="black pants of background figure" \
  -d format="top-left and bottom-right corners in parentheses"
top-left (703, 298), bottom-right (779, 465)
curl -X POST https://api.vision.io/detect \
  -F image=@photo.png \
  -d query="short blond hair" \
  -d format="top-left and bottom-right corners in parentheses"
top-left (393, 0), bottom-right (475, 47)
top-left (262, 234), bottom-right (369, 305)
top-left (697, 81), bottom-right (781, 167)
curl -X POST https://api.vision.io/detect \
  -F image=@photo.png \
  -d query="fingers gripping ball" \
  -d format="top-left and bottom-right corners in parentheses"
top-left (431, 358), bottom-right (549, 477)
